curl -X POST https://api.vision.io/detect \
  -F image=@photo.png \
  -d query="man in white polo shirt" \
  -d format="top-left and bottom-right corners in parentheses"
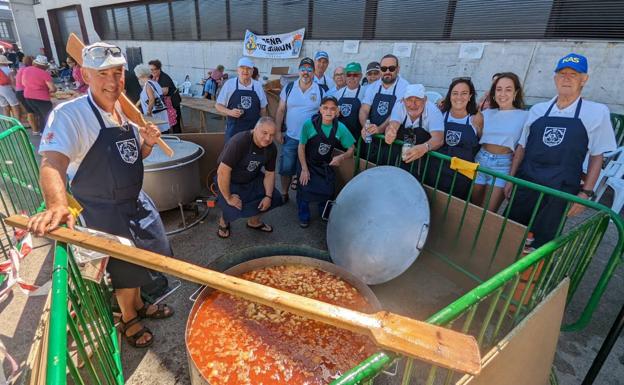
top-left (313, 51), bottom-right (335, 92)
top-left (385, 84), bottom-right (444, 168)
top-left (216, 57), bottom-right (268, 143)
top-left (28, 42), bottom-right (173, 349)
top-left (275, 57), bottom-right (324, 202)
top-left (506, 53), bottom-right (616, 250)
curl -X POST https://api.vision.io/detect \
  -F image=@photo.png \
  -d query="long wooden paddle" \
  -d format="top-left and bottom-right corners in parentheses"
top-left (66, 33), bottom-right (174, 158)
top-left (6, 215), bottom-right (481, 375)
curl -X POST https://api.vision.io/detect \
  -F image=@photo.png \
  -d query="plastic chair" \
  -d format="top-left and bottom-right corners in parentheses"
top-left (592, 147), bottom-right (624, 200)
top-left (593, 159), bottom-right (624, 212)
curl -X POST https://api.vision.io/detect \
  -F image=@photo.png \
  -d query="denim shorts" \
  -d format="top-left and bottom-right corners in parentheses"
top-left (474, 149), bottom-right (513, 188)
top-left (278, 135), bottom-right (299, 176)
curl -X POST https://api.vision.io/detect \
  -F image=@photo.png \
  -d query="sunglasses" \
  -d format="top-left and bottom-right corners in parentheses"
top-left (84, 46), bottom-right (123, 61)
top-left (380, 66), bottom-right (397, 73)
top-left (346, 73), bottom-right (360, 78)
top-left (299, 66), bottom-right (313, 73)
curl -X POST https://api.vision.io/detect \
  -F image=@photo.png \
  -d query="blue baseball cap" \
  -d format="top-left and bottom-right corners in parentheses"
top-left (554, 53), bottom-right (588, 74)
top-left (314, 51), bottom-right (329, 61)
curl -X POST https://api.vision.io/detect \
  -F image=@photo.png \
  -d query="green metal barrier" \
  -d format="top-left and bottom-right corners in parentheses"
top-left (0, 117), bottom-right (123, 385)
top-left (334, 136), bottom-right (623, 384)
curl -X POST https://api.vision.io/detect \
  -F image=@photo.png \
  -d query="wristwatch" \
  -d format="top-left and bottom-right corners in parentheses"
top-left (579, 189), bottom-right (594, 198)
top-left (424, 142), bottom-right (431, 152)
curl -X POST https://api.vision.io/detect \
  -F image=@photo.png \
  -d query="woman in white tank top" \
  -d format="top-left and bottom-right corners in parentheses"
top-left (471, 72), bottom-right (528, 212)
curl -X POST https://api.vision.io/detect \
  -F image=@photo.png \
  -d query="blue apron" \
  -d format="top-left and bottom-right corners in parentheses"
top-left (509, 98), bottom-right (588, 247)
top-left (363, 82), bottom-right (398, 162)
top-left (224, 80), bottom-right (261, 143)
top-left (426, 113), bottom-right (479, 200)
top-left (338, 86), bottom-right (362, 142)
top-left (71, 97), bottom-right (172, 289)
top-left (297, 115), bottom-right (341, 203)
top-left (316, 75), bottom-right (330, 93)
top-left (216, 133), bottom-right (282, 222)
top-left (382, 113), bottom-right (428, 171)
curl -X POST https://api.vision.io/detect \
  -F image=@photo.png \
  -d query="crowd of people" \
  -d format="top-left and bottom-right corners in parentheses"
top-left (23, 40), bottom-right (617, 348)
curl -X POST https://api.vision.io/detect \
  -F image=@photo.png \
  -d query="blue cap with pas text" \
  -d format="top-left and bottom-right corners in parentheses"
top-left (554, 53), bottom-right (588, 74)
top-left (314, 51), bottom-right (329, 61)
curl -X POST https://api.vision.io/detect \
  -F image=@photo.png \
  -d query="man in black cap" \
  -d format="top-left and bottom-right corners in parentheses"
top-left (275, 57), bottom-right (325, 202)
top-left (363, 61), bottom-right (381, 86)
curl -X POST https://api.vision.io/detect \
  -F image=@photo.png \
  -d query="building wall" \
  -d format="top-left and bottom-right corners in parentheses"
top-left (9, 0), bottom-right (43, 56)
top-left (31, 0), bottom-right (624, 113)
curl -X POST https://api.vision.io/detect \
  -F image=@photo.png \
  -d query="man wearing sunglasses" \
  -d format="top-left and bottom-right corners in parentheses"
top-left (275, 57), bottom-right (324, 202)
top-left (313, 51), bottom-right (335, 93)
top-left (216, 57), bottom-right (268, 143)
top-left (336, 62), bottom-right (366, 140)
top-left (31, 42), bottom-right (173, 349)
top-left (359, 54), bottom-right (409, 150)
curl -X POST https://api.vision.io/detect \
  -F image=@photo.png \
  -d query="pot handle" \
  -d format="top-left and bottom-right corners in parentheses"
top-left (189, 285), bottom-right (205, 302)
top-left (416, 223), bottom-right (429, 252)
top-left (161, 135), bottom-right (181, 142)
top-left (321, 200), bottom-right (335, 221)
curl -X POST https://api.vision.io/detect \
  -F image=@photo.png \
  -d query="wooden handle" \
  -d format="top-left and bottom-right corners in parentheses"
top-left (5, 215), bottom-right (481, 375)
top-left (66, 33), bottom-right (174, 158)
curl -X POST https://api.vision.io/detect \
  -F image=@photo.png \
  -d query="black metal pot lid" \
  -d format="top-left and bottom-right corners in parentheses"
top-left (143, 137), bottom-right (204, 170)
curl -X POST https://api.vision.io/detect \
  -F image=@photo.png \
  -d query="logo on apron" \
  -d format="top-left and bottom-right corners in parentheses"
top-left (340, 103), bottom-right (352, 117)
top-left (247, 160), bottom-right (261, 172)
top-left (240, 95), bottom-right (252, 109)
top-left (377, 101), bottom-right (389, 116)
top-left (446, 130), bottom-right (462, 147)
top-left (543, 126), bottom-right (566, 147)
top-left (115, 139), bottom-right (139, 164)
top-left (318, 143), bottom-right (332, 156)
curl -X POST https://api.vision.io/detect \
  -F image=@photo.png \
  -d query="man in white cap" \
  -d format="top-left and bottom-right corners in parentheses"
top-left (385, 83), bottom-right (444, 165)
top-left (313, 50), bottom-right (334, 92)
top-left (28, 42), bottom-right (173, 349)
top-left (216, 57), bottom-right (268, 143)
top-left (0, 54), bottom-right (20, 120)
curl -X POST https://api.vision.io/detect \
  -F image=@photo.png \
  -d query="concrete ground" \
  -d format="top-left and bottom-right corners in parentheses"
top-left (2, 130), bottom-right (623, 385)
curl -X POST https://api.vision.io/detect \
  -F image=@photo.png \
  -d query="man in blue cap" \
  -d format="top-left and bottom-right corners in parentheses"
top-left (313, 50), bottom-right (335, 92)
top-left (506, 53), bottom-right (616, 251)
top-left (216, 57), bottom-right (268, 143)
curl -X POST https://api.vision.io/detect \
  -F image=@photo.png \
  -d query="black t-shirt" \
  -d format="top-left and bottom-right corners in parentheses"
top-left (218, 131), bottom-right (277, 184)
top-left (154, 71), bottom-right (181, 106)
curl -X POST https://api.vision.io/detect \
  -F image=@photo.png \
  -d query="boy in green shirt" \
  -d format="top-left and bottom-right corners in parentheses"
top-left (297, 96), bottom-right (355, 227)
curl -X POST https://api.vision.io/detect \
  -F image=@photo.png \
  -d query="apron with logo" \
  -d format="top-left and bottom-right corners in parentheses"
top-left (225, 80), bottom-right (261, 143)
top-left (216, 136), bottom-right (282, 222)
top-left (338, 86), bottom-right (363, 142)
top-left (297, 115), bottom-right (341, 203)
top-left (509, 98), bottom-right (588, 247)
top-left (71, 97), bottom-right (172, 289)
top-left (363, 83), bottom-right (398, 162)
top-left (426, 113), bottom-right (479, 199)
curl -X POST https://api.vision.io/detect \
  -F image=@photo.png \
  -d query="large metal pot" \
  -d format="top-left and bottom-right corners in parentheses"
top-left (327, 166), bottom-right (430, 285)
top-left (185, 255), bottom-right (382, 385)
top-left (143, 136), bottom-right (205, 211)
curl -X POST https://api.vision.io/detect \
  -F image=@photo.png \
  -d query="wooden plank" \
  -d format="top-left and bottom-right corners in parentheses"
top-left (5, 215), bottom-right (482, 375)
top-left (455, 278), bottom-right (569, 385)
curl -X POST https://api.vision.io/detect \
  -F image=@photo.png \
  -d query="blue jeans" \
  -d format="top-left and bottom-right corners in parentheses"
top-left (278, 135), bottom-right (299, 176)
top-left (297, 196), bottom-right (326, 224)
top-left (475, 149), bottom-right (513, 188)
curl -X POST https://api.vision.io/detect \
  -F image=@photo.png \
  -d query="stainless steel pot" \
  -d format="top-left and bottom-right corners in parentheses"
top-left (143, 136), bottom-right (205, 211)
top-left (185, 255), bottom-right (382, 385)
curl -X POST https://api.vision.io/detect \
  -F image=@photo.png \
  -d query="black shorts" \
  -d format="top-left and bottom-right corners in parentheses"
top-left (16, 91), bottom-right (33, 113)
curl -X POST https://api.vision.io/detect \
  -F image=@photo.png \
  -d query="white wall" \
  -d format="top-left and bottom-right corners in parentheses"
top-left (31, 0), bottom-right (624, 113)
top-left (9, 0), bottom-right (41, 56)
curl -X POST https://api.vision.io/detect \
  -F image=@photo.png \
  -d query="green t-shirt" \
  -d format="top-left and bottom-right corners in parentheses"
top-left (299, 119), bottom-right (356, 149)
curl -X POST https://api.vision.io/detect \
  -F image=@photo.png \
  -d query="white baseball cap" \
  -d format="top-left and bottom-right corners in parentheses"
top-left (237, 57), bottom-right (255, 68)
top-left (82, 42), bottom-right (126, 70)
top-left (404, 84), bottom-right (426, 99)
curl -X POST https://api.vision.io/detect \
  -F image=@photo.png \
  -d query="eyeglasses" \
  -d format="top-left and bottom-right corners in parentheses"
top-left (334, 73), bottom-right (345, 77)
top-left (84, 46), bottom-right (122, 61)
top-left (346, 73), bottom-right (360, 78)
top-left (299, 66), bottom-right (313, 73)
top-left (380, 66), bottom-right (397, 73)
top-left (452, 76), bottom-right (472, 82)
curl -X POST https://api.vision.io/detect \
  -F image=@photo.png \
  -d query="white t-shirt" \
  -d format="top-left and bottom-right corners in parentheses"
top-left (518, 96), bottom-right (616, 156)
top-left (216, 78), bottom-right (268, 108)
top-left (335, 86), bottom-right (367, 103)
top-left (480, 108), bottom-right (528, 151)
top-left (444, 112), bottom-right (477, 135)
top-left (39, 91), bottom-right (139, 180)
top-left (314, 73), bottom-right (335, 90)
top-left (280, 80), bottom-right (323, 140)
top-left (362, 76), bottom-right (410, 106)
top-left (390, 100), bottom-right (444, 133)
